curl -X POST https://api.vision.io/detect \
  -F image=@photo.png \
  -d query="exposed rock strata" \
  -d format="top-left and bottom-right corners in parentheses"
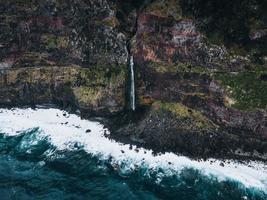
top-left (0, 66), bottom-right (126, 116)
top-left (0, 0), bottom-right (128, 68)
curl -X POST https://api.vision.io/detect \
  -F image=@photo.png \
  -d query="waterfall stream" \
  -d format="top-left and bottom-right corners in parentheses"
top-left (130, 55), bottom-right (135, 111)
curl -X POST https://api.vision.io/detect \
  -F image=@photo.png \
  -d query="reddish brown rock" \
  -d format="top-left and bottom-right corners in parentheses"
top-left (132, 13), bottom-right (229, 69)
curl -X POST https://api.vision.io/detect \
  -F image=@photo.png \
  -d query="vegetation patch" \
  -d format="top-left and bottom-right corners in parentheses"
top-left (41, 34), bottom-right (69, 49)
top-left (215, 71), bottom-right (267, 110)
top-left (152, 101), bottom-right (216, 130)
top-left (79, 65), bottom-right (126, 87)
top-left (145, 0), bottom-right (182, 20)
top-left (0, 66), bottom-right (126, 110)
top-left (148, 62), bottom-right (216, 74)
top-left (73, 86), bottom-right (103, 107)
top-left (100, 16), bottom-right (119, 28)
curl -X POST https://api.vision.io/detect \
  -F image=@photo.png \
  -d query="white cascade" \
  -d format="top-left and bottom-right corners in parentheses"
top-left (130, 55), bottom-right (135, 111)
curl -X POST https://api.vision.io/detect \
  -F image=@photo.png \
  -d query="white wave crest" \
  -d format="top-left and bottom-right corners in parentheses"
top-left (0, 107), bottom-right (266, 192)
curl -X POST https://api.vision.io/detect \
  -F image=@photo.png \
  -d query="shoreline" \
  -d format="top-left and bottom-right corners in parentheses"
top-left (0, 103), bottom-right (266, 163)
top-left (0, 106), bottom-right (266, 192)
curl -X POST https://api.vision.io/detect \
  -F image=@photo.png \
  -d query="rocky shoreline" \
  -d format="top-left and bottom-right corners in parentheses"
top-left (1, 102), bottom-right (266, 163)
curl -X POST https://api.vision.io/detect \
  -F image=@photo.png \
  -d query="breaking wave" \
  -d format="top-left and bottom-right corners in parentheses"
top-left (0, 107), bottom-right (266, 200)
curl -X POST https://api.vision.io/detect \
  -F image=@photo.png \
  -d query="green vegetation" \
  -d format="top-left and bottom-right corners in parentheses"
top-left (148, 62), bottom-right (215, 74)
top-left (73, 86), bottom-right (103, 106)
top-left (100, 16), bottom-right (119, 28)
top-left (73, 65), bottom-right (126, 107)
top-left (145, 0), bottom-right (182, 20)
top-left (2, 65), bottom-right (126, 109)
top-left (41, 34), bottom-right (69, 49)
top-left (152, 101), bottom-right (216, 130)
top-left (215, 71), bottom-right (267, 111)
top-left (79, 64), bottom-right (126, 87)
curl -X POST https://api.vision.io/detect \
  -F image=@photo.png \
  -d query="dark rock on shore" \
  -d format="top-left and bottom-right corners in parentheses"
top-left (110, 102), bottom-right (267, 161)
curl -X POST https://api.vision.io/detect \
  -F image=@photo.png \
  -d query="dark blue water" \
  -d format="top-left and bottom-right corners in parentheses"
top-left (0, 129), bottom-right (266, 200)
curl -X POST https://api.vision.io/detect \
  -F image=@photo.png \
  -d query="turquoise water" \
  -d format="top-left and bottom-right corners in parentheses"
top-left (0, 108), bottom-right (266, 200)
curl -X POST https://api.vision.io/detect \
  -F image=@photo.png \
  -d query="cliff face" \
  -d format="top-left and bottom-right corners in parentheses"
top-left (121, 0), bottom-right (267, 159)
top-left (0, 0), bottom-right (128, 115)
top-left (0, 66), bottom-right (126, 116)
top-left (0, 0), bottom-right (266, 160)
top-left (0, 0), bottom-right (128, 67)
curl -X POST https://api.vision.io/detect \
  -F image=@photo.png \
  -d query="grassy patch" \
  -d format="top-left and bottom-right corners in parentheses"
top-left (215, 71), bottom-right (267, 110)
top-left (72, 86), bottom-right (103, 106)
top-left (147, 62), bottom-right (217, 74)
top-left (152, 101), bottom-right (216, 130)
top-left (41, 34), bottom-right (69, 49)
top-left (79, 64), bottom-right (126, 87)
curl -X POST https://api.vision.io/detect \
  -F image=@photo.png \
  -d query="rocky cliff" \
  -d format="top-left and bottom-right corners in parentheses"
top-left (0, 0), bottom-right (128, 116)
top-left (0, 0), bottom-right (266, 160)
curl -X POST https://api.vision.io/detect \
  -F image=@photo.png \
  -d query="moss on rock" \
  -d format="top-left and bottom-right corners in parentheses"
top-left (41, 34), bottom-right (70, 50)
top-left (152, 101), bottom-right (216, 130)
top-left (0, 65), bottom-right (126, 115)
top-left (147, 61), bottom-right (217, 74)
top-left (215, 71), bottom-right (267, 111)
top-left (79, 64), bottom-right (126, 87)
top-left (73, 86), bottom-right (103, 107)
top-left (145, 0), bottom-right (182, 20)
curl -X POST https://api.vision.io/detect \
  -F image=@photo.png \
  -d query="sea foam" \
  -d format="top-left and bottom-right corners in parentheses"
top-left (0, 107), bottom-right (266, 192)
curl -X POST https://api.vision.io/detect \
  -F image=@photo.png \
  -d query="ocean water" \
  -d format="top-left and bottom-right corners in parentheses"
top-left (0, 108), bottom-right (266, 200)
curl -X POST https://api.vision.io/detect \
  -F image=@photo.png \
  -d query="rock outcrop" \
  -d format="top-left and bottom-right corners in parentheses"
top-left (0, 0), bottom-right (128, 68)
top-left (0, 65), bottom-right (126, 116)
top-left (0, 0), bottom-right (128, 116)
top-left (112, 0), bottom-right (267, 160)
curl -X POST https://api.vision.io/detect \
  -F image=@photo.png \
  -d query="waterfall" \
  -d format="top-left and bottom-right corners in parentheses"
top-left (129, 55), bottom-right (136, 111)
